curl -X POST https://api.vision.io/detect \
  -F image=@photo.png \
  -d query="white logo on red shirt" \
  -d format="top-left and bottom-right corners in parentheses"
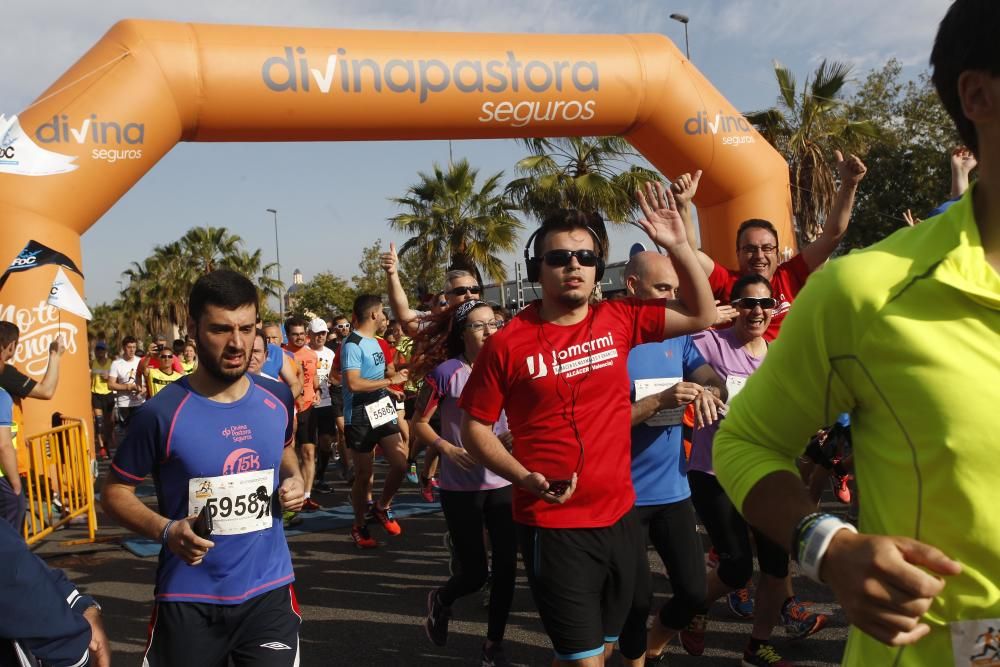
top-left (525, 331), bottom-right (618, 380)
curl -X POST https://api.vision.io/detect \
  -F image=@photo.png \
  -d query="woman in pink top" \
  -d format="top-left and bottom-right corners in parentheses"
top-left (411, 300), bottom-right (515, 667)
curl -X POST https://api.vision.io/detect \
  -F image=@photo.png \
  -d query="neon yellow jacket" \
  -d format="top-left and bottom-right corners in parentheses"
top-left (715, 188), bottom-right (1000, 666)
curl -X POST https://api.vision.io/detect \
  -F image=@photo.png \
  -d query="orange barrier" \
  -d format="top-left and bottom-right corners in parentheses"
top-left (21, 418), bottom-right (98, 546)
top-left (0, 21), bottom-right (793, 436)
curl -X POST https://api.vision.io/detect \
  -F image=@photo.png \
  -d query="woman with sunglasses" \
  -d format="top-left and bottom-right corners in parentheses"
top-left (688, 273), bottom-right (823, 667)
top-left (411, 300), bottom-right (515, 667)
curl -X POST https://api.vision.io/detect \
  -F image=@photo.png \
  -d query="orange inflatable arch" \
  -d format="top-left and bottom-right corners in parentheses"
top-left (0, 20), bottom-right (791, 435)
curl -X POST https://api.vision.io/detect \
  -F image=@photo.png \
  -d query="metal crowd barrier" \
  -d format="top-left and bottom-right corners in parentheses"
top-left (21, 418), bottom-right (98, 546)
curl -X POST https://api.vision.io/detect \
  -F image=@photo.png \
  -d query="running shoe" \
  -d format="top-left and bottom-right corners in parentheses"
top-left (430, 477), bottom-right (440, 489)
top-left (728, 587), bottom-right (755, 619)
top-left (679, 613), bottom-right (708, 656)
top-left (423, 587), bottom-right (451, 646)
top-left (644, 652), bottom-right (668, 666)
top-left (313, 480), bottom-right (333, 493)
top-left (831, 472), bottom-right (852, 504)
top-left (421, 477), bottom-right (435, 503)
top-left (742, 642), bottom-right (791, 666)
top-left (481, 642), bottom-right (510, 667)
top-left (350, 524), bottom-right (377, 549)
top-left (406, 462), bottom-right (420, 485)
top-left (371, 504), bottom-right (402, 536)
top-left (781, 597), bottom-right (827, 639)
top-left (282, 511), bottom-right (303, 529)
top-left (302, 497), bottom-right (321, 513)
top-left (97, 447), bottom-right (109, 460)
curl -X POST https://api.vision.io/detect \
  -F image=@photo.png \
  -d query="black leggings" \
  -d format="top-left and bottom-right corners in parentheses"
top-left (618, 499), bottom-right (708, 659)
top-left (688, 470), bottom-right (788, 588)
top-left (438, 487), bottom-right (517, 643)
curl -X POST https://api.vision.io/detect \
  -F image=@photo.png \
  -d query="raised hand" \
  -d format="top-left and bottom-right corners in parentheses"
top-left (835, 150), bottom-right (867, 187)
top-left (670, 170), bottom-right (702, 210)
top-left (951, 145), bottom-right (977, 177)
top-left (902, 209), bottom-right (921, 227)
top-left (636, 181), bottom-right (689, 251)
top-left (379, 242), bottom-right (399, 276)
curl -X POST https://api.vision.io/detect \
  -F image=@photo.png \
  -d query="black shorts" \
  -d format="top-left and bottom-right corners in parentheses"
top-left (345, 422), bottom-right (400, 453)
top-left (91, 392), bottom-right (114, 412)
top-left (295, 407), bottom-right (316, 446)
top-left (329, 388), bottom-right (344, 419)
top-left (314, 405), bottom-right (336, 438)
top-left (517, 509), bottom-right (645, 661)
top-left (116, 406), bottom-right (140, 425)
top-left (144, 585), bottom-right (301, 666)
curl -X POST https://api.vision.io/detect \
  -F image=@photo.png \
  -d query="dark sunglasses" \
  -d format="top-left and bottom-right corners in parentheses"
top-left (448, 285), bottom-right (482, 297)
top-left (542, 249), bottom-right (600, 268)
top-left (731, 297), bottom-right (777, 310)
top-left (160, 354), bottom-right (174, 359)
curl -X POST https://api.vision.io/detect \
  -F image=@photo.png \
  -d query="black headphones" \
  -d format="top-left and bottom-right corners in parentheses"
top-left (523, 224), bottom-right (606, 283)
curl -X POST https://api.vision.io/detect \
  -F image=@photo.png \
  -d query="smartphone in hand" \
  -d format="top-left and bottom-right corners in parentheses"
top-left (193, 504), bottom-right (213, 539)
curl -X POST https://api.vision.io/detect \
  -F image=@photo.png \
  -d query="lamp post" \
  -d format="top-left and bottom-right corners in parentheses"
top-left (669, 13), bottom-right (690, 60)
top-left (265, 208), bottom-right (283, 321)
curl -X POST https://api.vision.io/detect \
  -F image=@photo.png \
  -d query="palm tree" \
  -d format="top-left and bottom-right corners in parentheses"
top-left (389, 159), bottom-right (523, 284)
top-left (746, 60), bottom-right (880, 244)
top-left (505, 136), bottom-right (662, 250)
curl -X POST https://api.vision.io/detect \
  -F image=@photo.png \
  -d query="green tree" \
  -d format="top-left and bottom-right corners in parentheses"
top-left (505, 136), bottom-right (661, 251)
top-left (747, 60), bottom-right (880, 244)
top-left (352, 240), bottom-right (389, 297)
top-left (841, 61), bottom-right (958, 249)
top-left (291, 272), bottom-right (356, 321)
top-left (389, 159), bottom-right (523, 284)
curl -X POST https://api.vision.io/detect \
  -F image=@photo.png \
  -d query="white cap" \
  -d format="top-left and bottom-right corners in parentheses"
top-left (308, 318), bottom-right (329, 334)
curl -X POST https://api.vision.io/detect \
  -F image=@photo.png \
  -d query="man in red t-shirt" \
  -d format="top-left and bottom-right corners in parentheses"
top-left (672, 152), bottom-right (868, 341)
top-left (458, 183), bottom-right (716, 666)
top-left (284, 317), bottom-right (320, 512)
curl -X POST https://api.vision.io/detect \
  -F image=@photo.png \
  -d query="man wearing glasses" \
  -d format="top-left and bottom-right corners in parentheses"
top-left (380, 243), bottom-right (482, 334)
top-left (460, 184), bottom-right (716, 666)
top-left (670, 153), bottom-right (867, 340)
top-left (146, 348), bottom-right (182, 399)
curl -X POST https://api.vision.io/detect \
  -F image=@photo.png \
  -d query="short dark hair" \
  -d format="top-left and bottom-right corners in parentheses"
top-left (930, 0), bottom-right (1000, 155)
top-left (172, 338), bottom-right (185, 354)
top-left (729, 273), bottom-right (773, 302)
top-left (188, 270), bottom-right (259, 323)
top-left (532, 210), bottom-right (607, 260)
top-left (0, 322), bottom-right (19, 349)
top-left (121, 335), bottom-right (138, 348)
top-left (284, 316), bottom-right (308, 333)
top-left (735, 219), bottom-right (779, 249)
top-left (352, 294), bottom-right (383, 321)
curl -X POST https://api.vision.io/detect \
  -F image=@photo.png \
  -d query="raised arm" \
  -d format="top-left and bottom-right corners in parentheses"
top-left (28, 336), bottom-right (66, 399)
top-left (671, 170), bottom-right (715, 276)
top-left (800, 151), bottom-right (867, 271)
top-left (636, 181), bottom-right (717, 336)
top-left (950, 145), bottom-right (977, 199)
top-left (380, 242), bottom-right (422, 335)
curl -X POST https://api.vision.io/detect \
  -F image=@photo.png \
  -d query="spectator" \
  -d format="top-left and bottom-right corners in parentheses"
top-left (107, 336), bottom-right (144, 440)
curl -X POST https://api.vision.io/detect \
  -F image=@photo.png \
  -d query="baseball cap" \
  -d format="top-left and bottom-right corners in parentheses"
top-left (308, 318), bottom-right (329, 333)
top-left (95, 341), bottom-right (107, 350)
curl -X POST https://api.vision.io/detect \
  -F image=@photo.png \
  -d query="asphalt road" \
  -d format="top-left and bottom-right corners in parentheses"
top-left (35, 464), bottom-right (849, 666)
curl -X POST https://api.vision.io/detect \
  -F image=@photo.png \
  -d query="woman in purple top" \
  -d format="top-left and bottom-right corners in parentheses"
top-left (690, 274), bottom-right (826, 665)
top-left (411, 300), bottom-right (515, 667)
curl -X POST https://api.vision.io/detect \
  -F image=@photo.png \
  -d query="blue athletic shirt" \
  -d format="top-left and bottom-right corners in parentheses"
top-left (0, 387), bottom-right (11, 427)
top-left (111, 374), bottom-right (295, 604)
top-left (628, 336), bottom-right (707, 506)
top-left (341, 331), bottom-right (389, 425)
top-left (260, 342), bottom-right (291, 381)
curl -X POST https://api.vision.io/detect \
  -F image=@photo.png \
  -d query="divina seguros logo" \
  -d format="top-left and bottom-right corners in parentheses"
top-left (261, 47), bottom-right (600, 128)
top-left (684, 111), bottom-right (756, 146)
top-left (34, 114), bottom-right (145, 163)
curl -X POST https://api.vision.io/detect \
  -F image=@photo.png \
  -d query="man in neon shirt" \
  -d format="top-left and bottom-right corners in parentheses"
top-left (146, 348), bottom-right (181, 398)
top-left (713, 3), bottom-right (999, 664)
top-left (102, 269), bottom-right (304, 666)
top-left (460, 183), bottom-right (716, 666)
top-left (90, 341), bottom-right (114, 459)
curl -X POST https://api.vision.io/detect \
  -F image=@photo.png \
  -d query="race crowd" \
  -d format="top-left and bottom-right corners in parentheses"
top-left (0, 3), bottom-right (998, 666)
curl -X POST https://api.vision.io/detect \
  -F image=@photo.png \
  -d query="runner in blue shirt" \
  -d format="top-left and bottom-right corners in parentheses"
top-left (617, 252), bottom-right (727, 666)
top-left (102, 270), bottom-right (305, 667)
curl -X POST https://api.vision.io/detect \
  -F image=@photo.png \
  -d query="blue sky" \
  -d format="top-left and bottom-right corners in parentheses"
top-left (4, 0), bottom-right (945, 307)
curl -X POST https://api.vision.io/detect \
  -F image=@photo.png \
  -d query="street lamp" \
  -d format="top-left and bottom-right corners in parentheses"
top-left (265, 208), bottom-right (284, 321)
top-left (669, 13), bottom-right (690, 60)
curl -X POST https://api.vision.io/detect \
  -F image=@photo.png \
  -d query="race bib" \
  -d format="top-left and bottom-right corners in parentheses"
top-left (365, 396), bottom-right (397, 427)
top-left (950, 618), bottom-right (1000, 667)
top-left (725, 374), bottom-right (748, 401)
top-left (633, 377), bottom-right (684, 427)
top-left (188, 469), bottom-right (274, 536)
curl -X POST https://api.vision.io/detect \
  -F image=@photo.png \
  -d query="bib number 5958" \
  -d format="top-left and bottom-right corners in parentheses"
top-left (205, 490), bottom-right (270, 520)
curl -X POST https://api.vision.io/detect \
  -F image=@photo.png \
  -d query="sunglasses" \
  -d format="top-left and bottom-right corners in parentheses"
top-left (448, 285), bottom-right (482, 297)
top-left (160, 354), bottom-right (174, 359)
top-left (542, 249), bottom-right (600, 268)
top-left (335, 324), bottom-right (351, 329)
top-left (731, 297), bottom-right (777, 310)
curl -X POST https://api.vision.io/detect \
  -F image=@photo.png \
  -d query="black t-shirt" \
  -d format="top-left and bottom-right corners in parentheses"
top-left (0, 364), bottom-right (36, 398)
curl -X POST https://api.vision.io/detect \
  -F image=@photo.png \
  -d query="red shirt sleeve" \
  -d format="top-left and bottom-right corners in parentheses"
top-left (709, 260), bottom-right (738, 301)
top-left (621, 297), bottom-right (667, 347)
top-left (457, 337), bottom-right (506, 424)
top-left (777, 253), bottom-right (812, 293)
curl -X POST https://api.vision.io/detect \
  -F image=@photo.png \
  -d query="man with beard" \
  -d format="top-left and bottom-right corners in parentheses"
top-left (460, 183), bottom-right (716, 666)
top-left (101, 270), bottom-right (305, 666)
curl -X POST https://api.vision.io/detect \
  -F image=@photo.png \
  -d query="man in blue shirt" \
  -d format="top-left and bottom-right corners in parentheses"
top-left (617, 252), bottom-right (727, 666)
top-left (342, 294), bottom-right (409, 549)
top-left (102, 270), bottom-right (305, 666)
top-left (0, 384), bottom-right (22, 530)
